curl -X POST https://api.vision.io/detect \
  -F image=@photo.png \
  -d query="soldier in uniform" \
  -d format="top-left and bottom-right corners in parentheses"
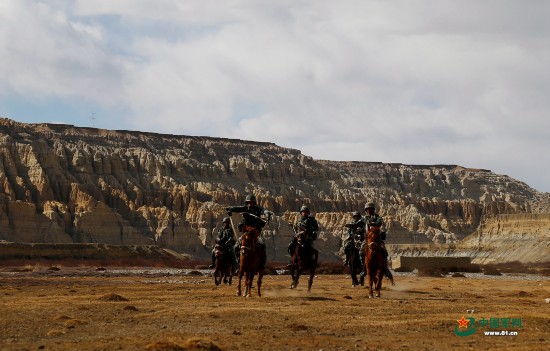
top-left (361, 202), bottom-right (392, 279)
top-left (287, 205), bottom-right (319, 267)
top-left (226, 194), bottom-right (273, 270)
top-left (209, 217), bottom-right (237, 269)
top-left (342, 211), bottom-right (366, 266)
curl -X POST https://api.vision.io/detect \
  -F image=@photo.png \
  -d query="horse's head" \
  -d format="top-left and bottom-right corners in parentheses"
top-left (367, 228), bottom-right (382, 252)
top-left (240, 231), bottom-right (258, 257)
top-left (296, 231), bottom-right (307, 247)
top-left (214, 244), bottom-right (224, 258)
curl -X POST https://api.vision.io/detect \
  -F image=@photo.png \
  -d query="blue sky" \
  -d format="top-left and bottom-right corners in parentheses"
top-left (1, 0), bottom-right (549, 192)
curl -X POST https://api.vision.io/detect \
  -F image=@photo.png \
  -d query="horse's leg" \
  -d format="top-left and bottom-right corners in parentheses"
top-left (366, 262), bottom-right (374, 298)
top-left (307, 252), bottom-right (317, 292)
top-left (228, 264), bottom-right (233, 286)
top-left (214, 259), bottom-right (221, 286)
top-left (307, 262), bottom-right (316, 292)
top-left (375, 258), bottom-right (384, 297)
top-left (350, 254), bottom-right (358, 287)
top-left (236, 267), bottom-right (243, 296)
top-left (290, 263), bottom-right (296, 289)
top-left (359, 255), bottom-right (365, 287)
top-left (293, 268), bottom-right (301, 289)
top-left (246, 271), bottom-right (254, 298)
top-left (257, 270), bottom-right (263, 297)
top-left (223, 263), bottom-right (228, 284)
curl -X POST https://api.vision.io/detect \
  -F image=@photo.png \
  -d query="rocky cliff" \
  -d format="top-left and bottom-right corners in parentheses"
top-left (1, 118), bottom-right (549, 261)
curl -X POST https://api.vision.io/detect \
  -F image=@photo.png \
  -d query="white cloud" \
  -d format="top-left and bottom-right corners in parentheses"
top-left (1, 0), bottom-right (549, 192)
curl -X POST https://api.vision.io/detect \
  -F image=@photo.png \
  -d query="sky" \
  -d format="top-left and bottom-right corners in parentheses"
top-left (1, 0), bottom-right (549, 192)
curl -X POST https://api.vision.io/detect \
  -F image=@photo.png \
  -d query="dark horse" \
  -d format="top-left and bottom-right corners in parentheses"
top-left (349, 233), bottom-right (364, 287)
top-left (289, 230), bottom-right (318, 292)
top-left (362, 228), bottom-right (385, 298)
top-left (213, 244), bottom-right (235, 286)
top-left (236, 227), bottom-right (264, 297)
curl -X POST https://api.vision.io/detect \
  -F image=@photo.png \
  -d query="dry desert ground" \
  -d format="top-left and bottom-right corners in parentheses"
top-left (1, 268), bottom-right (549, 351)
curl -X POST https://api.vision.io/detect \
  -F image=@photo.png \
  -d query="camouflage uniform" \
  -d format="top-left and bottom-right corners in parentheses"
top-left (209, 220), bottom-right (237, 268)
top-left (288, 206), bottom-right (319, 265)
top-left (226, 194), bottom-right (273, 270)
top-left (342, 212), bottom-right (366, 266)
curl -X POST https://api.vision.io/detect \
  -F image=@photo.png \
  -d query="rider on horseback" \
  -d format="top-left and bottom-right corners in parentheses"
top-left (226, 194), bottom-right (272, 271)
top-left (209, 217), bottom-right (237, 269)
top-left (287, 205), bottom-right (319, 267)
top-left (360, 202), bottom-right (392, 279)
top-left (342, 211), bottom-right (366, 266)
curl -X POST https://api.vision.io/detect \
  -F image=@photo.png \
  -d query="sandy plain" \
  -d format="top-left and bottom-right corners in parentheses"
top-left (0, 268), bottom-right (549, 351)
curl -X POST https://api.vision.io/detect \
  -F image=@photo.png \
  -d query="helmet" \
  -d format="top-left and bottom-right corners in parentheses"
top-left (364, 202), bottom-right (375, 210)
top-left (300, 205), bottom-right (310, 213)
top-left (352, 211), bottom-right (361, 218)
top-left (245, 194), bottom-right (256, 203)
top-left (222, 217), bottom-right (231, 224)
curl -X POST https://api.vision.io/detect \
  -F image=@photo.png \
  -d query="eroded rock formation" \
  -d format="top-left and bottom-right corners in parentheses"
top-left (1, 118), bottom-right (548, 261)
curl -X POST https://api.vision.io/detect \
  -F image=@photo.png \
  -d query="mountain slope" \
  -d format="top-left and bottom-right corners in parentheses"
top-left (1, 118), bottom-right (548, 261)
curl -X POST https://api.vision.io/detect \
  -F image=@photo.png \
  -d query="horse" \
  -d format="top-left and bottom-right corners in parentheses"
top-left (236, 227), bottom-right (264, 297)
top-left (213, 244), bottom-right (235, 286)
top-left (362, 227), bottom-right (385, 298)
top-left (349, 233), bottom-right (364, 287)
top-left (289, 230), bottom-right (318, 292)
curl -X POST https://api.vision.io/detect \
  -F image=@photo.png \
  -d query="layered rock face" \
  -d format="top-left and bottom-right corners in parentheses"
top-left (1, 118), bottom-right (548, 261)
top-left (390, 214), bottom-right (550, 264)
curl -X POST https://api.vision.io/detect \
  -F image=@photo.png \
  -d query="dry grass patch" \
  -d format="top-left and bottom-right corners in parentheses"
top-left (98, 293), bottom-right (128, 301)
top-left (63, 319), bottom-right (87, 328)
top-left (146, 338), bottom-right (223, 351)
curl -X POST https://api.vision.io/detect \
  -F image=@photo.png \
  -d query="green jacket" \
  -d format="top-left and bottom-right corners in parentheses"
top-left (364, 213), bottom-right (384, 229)
top-left (294, 215), bottom-right (319, 240)
top-left (345, 218), bottom-right (366, 240)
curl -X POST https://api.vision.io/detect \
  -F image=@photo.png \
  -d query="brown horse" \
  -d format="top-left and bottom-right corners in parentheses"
top-left (213, 244), bottom-right (234, 286)
top-left (289, 231), bottom-right (318, 292)
top-left (362, 227), bottom-right (385, 298)
top-left (236, 228), bottom-right (264, 297)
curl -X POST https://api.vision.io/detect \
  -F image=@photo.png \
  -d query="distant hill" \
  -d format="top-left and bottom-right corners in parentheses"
top-left (1, 118), bottom-right (548, 262)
